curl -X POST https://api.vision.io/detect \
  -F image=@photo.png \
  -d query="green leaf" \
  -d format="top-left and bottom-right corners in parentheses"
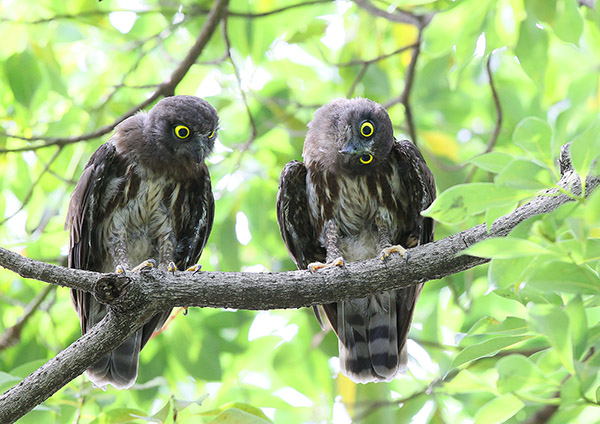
top-left (466, 316), bottom-right (530, 337)
top-left (526, 260), bottom-right (600, 295)
top-left (496, 354), bottom-right (552, 393)
top-left (515, 16), bottom-right (549, 85)
top-left (89, 408), bottom-right (149, 424)
top-left (206, 407), bottom-right (271, 423)
top-left (444, 369), bottom-right (496, 395)
top-left (473, 394), bottom-right (525, 424)
top-left (570, 117), bottom-right (600, 183)
top-left (528, 304), bottom-right (574, 373)
top-left (287, 21), bottom-right (328, 44)
top-left (512, 117), bottom-right (554, 169)
top-left (3, 50), bottom-right (43, 107)
top-left (463, 237), bottom-right (554, 259)
top-left (565, 296), bottom-right (588, 360)
top-left (495, 159), bottom-right (553, 190)
top-left (468, 152), bottom-right (514, 174)
top-left (452, 335), bottom-right (533, 368)
top-left (552, 0), bottom-right (583, 44)
top-left (422, 183), bottom-right (528, 225)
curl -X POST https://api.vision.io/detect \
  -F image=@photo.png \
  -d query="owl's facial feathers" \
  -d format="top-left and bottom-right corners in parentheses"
top-left (303, 97), bottom-right (394, 174)
top-left (114, 95), bottom-right (219, 180)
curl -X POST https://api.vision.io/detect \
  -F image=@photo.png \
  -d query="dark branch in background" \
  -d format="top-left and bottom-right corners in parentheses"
top-left (0, 147), bottom-right (62, 225)
top-left (223, 18), bottom-right (258, 151)
top-left (0, 285), bottom-right (55, 352)
top-left (0, 143), bottom-right (597, 423)
top-left (227, 0), bottom-right (331, 18)
top-left (384, 28), bottom-right (422, 145)
top-left (465, 53), bottom-right (503, 182)
top-left (0, 0), bottom-right (229, 154)
top-left (337, 44), bottom-right (418, 68)
top-left (354, 0), bottom-right (434, 28)
top-left (340, 44), bottom-right (418, 98)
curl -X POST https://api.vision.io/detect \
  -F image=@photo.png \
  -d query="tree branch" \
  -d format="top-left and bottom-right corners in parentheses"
top-left (0, 0), bottom-right (229, 154)
top-left (0, 143), bottom-right (597, 422)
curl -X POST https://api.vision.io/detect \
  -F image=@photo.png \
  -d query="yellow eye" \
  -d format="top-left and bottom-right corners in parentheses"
top-left (359, 154), bottom-right (373, 165)
top-left (208, 130), bottom-right (215, 139)
top-left (360, 121), bottom-right (374, 137)
top-left (174, 125), bottom-right (190, 139)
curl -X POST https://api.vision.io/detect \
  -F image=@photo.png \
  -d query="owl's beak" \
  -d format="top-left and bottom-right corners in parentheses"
top-left (339, 136), bottom-right (372, 156)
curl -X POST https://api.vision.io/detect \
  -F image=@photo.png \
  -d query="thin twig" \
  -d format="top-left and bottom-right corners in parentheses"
top-left (0, 0), bottom-right (229, 154)
top-left (346, 63), bottom-right (369, 98)
top-left (0, 146), bottom-right (63, 225)
top-left (384, 29), bottom-right (423, 145)
top-left (227, 0), bottom-right (331, 18)
top-left (223, 18), bottom-right (258, 151)
top-left (465, 53), bottom-right (503, 182)
top-left (0, 285), bottom-right (55, 352)
top-left (354, 0), bottom-right (433, 28)
top-left (337, 43), bottom-right (418, 67)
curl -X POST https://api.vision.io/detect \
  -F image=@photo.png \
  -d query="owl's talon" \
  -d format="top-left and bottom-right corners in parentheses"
top-left (132, 259), bottom-right (157, 272)
top-left (380, 245), bottom-right (408, 262)
top-left (167, 261), bottom-right (177, 275)
top-left (115, 265), bottom-right (127, 274)
top-left (183, 307), bottom-right (189, 316)
top-left (308, 257), bottom-right (345, 273)
top-left (186, 264), bottom-right (202, 274)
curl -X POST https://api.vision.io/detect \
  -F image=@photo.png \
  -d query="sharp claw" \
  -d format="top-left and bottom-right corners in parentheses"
top-left (132, 259), bottom-right (157, 272)
top-left (183, 307), bottom-right (189, 316)
top-left (380, 245), bottom-right (408, 263)
top-left (115, 265), bottom-right (127, 274)
top-left (168, 261), bottom-right (177, 275)
top-left (186, 264), bottom-right (202, 274)
top-left (308, 257), bottom-right (345, 273)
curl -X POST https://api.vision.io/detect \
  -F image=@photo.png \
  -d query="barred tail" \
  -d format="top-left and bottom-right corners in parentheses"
top-left (85, 330), bottom-right (142, 390)
top-left (337, 291), bottom-right (409, 383)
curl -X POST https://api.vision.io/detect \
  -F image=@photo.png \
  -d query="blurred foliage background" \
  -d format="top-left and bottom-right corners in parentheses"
top-left (1, 0), bottom-right (600, 423)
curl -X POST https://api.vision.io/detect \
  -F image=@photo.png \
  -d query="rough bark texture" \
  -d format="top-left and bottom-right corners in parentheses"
top-left (0, 143), bottom-right (598, 423)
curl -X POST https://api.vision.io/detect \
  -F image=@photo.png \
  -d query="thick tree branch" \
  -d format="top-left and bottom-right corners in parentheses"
top-left (0, 0), bottom-right (228, 154)
top-left (0, 144), bottom-right (597, 423)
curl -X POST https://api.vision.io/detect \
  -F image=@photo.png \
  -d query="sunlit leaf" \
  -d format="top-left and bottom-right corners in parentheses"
top-left (473, 394), bottom-right (524, 424)
top-left (570, 117), bottom-right (600, 183)
top-left (463, 237), bottom-right (554, 259)
top-left (528, 304), bottom-right (574, 373)
top-left (422, 183), bottom-right (528, 224)
top-left (452, 335), bottom-right (533, 368)
top-left (512, 117), bottom-right (554, 169)
top-left (468, 151), bottom-right (514, 174)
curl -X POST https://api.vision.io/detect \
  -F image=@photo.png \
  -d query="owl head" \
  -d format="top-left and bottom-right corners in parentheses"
top-left (144, 95), bottom-right (219, 165)
top-left (303, 97), bottom-right (395, 174)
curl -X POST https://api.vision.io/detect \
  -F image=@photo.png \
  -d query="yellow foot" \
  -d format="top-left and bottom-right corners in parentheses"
top-left (308, 257), bottom-right (345, 273)
top-left (132, 259), bottom-right (157, 272)
top-left (115, 264), bottom-right (127, 274)
top-left (167, 261), bottom-right (177, 274)
top-left (380, 245), bottom-right (408, 262)
top-left (185, 264), bottom-right (203, 274)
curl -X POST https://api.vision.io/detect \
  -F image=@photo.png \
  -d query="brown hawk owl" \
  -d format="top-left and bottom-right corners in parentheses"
top-left (277, 98), bottom-right (435, 383)
top-left (66, 95), bottom-right (217, 389)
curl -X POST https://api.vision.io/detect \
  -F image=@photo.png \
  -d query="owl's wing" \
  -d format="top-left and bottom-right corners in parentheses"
top-left (66, 141), bottom-right (127, 333)
top-left (392, 139), bottom-right (436, 352)
top-left (276, 161), bottom-right (326, 269)
top-left (174, 163), bottom-right (215, 270)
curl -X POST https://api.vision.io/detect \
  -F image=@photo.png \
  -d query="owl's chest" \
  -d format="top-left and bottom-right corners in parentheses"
top-left (306, 169), bottom-right (405, 236)
top-left (97, 172), bottom-right (181, 241)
